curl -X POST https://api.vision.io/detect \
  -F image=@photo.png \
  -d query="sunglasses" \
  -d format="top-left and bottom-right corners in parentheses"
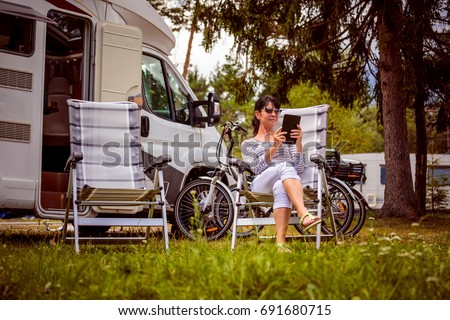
top-left (262, 107), bottom-right (282, 115)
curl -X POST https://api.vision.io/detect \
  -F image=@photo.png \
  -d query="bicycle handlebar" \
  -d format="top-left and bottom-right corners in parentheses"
top-left (221, 121), bottom-right (248, 134)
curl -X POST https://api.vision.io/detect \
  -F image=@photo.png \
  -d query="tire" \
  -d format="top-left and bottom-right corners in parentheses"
top-left (294, 178), bottom-right (354, 236)
top-left (343, 187), bottom-right (367, 237)
top-left (174, 179), bottom-right (234, 240)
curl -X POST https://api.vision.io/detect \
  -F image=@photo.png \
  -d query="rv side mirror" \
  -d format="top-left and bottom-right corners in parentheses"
top-left (207, 92), bottom-right (221, 126)
top-left (188, 95), bottom-right (204, 127)
top-left (188, 93), bottom-right (221, 127)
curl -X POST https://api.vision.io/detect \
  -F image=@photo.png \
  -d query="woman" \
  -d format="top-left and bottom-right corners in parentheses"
top-left (241, 95), bottom-right (322, 252)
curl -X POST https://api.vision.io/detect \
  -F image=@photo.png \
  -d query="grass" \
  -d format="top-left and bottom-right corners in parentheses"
top-left (0, 215), bottom-right (449, 300)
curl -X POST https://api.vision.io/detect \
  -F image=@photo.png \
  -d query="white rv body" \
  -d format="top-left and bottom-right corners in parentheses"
top-left (0, 0), bottom-right (222, 221)
top-left (341, 153), bottom-right (450, 209)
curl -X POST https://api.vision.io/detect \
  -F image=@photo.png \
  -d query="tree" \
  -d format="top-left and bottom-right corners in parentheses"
top-left (287, 84), bottom-right (384, 153)
top-left (147, 0), bottom-right (202, 79)
top-left (207, 60), bottom-right (255, 130)
top-left (376, 0), bottom-right (417, 218)
top-left (186, 66), bottom-right (209, 99)
top-left (195, 0), bottom-right (449, 218)
top-left (402, 0), bottom-right (450, 214)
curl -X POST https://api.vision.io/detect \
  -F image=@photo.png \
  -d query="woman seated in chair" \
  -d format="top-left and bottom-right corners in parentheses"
top-left (241, 95), bottom-right (322, 252)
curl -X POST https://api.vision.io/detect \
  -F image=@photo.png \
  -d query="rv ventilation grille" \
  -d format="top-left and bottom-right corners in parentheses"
top-left (0, 121), bottom-right (31, 143)
top-left (0, 68), bottom-right (32, 91)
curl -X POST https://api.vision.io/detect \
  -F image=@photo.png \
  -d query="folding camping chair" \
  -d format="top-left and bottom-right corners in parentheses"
top-left (230, 104), bottom-right (338, 250)
top-left (62, 99), bottom-right (171, 253)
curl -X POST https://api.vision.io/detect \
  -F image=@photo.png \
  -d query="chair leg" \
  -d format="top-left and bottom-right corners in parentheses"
top-left (231, 191), bottom-right (241, 251)
top-left (72, 168), bottom-right (80, 253)
top-left (62, 169), bottom-right (73, 242)
top-left (320, 168), bottom-right (339, 246)
top-left (158, 170), bottom-right (169, 251)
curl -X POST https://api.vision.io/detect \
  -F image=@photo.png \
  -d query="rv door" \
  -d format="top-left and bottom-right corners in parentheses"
top-left (95, 22), bottom-right (142, 101)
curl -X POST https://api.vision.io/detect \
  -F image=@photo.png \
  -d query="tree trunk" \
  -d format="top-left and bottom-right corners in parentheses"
top-left (415, 100), bottom-right (427, 215)
top-left (447, 127), bottom-right (450, 154)
top-left (182, 22), bottom-right (196, 79)
top-left (378, 0), bottom-right (418, 219)
top-left (410, 0), bottom-right (427, 216)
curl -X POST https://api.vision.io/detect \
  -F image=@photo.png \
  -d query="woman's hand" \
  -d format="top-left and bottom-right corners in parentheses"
top-left (292, 124), bottom-right (303, 152)
top-left (273, 126), bottom-right (287, 148)
top-left (265, 127), bottom-right (286, 163)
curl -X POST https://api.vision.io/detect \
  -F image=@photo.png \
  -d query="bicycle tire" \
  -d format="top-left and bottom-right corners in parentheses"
top-left (294, 178), bottom-right (354, 236)
top-left (343, 187), bottom-right (367, 237)
top-left (174, 179), bottom-right (234, 240)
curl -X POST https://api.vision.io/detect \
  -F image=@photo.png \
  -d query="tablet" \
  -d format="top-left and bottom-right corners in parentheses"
top-left (281, 114), bottom-right (301, 144)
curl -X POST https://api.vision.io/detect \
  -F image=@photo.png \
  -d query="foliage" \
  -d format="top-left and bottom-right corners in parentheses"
top-left (286, 84), bottom-right (384, 154)
top-left (147, 0), bottom-right (197, 32)
top-left (181, 0), bottom-right (450, 217)
top-left (402, 0), bottom-right (450, 132)
top-left (426, 105), bottom-right (449, 154)
top-left (0, 217), bottom-right (449, 299)
top-left (197, 0), bottom-right (375, 106)
top-left (405, 108), bottom-right (448, 154)
top-left (186, 66), bottom-right (209, 100)
top-left (194, 63), bottom-right (385, 154)
top-left (190, 62), bottom-right (255, 132)
top-left (209, 58), bottom-right (256, 104)
top-left (155, 0), bottom-right (448, 217)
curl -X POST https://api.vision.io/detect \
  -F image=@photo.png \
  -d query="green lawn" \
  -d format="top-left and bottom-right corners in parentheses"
top-left (0, 215), bottom-right (449, 299)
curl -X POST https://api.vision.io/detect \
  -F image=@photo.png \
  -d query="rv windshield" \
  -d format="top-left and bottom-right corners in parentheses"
top-left (141, 54), bottom-right (189, 124)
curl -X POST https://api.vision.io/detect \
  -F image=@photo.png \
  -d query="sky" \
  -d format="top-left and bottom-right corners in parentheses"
top-left (170, 29), bottom-right (234, 79)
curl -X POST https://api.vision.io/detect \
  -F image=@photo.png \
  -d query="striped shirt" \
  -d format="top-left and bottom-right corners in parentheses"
top-left (241, 138), bottom-right (305, 175)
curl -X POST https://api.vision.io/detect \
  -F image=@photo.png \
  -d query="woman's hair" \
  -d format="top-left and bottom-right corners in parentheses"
top-left (252, 95), bottom-right (280, 136)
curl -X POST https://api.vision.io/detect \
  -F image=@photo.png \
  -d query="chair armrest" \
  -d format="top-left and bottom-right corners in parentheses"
top-left (310, 153), bottom-right (325, 164)
top-left (229, 157), bottom-right (254, 175)
top-left (144, 154), bottom-right (172, 173)
top-left (64, 152), bottom-right (83, 172)
top-left (310, 153), bottom-right (330, 171)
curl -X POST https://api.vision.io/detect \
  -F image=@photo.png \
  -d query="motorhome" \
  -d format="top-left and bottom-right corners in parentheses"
top-left (341, 153), bottom-right (450, 209)
top-left (0, 0), bottom-right (223, 224)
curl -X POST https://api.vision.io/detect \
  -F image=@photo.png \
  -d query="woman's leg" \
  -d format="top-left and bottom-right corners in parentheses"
top-left (282, 178), bottom-right (320, 226)
top-left (252, 168), bottom-right (293, 246)
top-left (250, 166), bottom-right (279, 193)
top-left (274, 163), bottom-right (320, 226)
top-left (273, 207), bottom-right (291, 244)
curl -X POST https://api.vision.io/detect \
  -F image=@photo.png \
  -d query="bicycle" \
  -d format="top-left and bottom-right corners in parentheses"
top-left (174, 121), bottom-right (356, 241)
top-left (326, 149), bottom-right (368, 236)
top-left (173, 121), bottom-right (246, 240)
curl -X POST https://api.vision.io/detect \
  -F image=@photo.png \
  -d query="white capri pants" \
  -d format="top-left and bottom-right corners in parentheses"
top-left (250, 162), bottom-right (301, 209)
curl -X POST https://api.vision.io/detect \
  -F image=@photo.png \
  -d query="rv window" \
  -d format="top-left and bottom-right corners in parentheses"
top-left (141, 55), bottom-right (172, 120)
top-left (0, 12), bottom-right (33, 55)
top-left (428, 166), bottom-right (450, 186)
top-left (380, 165), bottom-right (386, 185)
top-left (167, 68), bottom-right (189, 124)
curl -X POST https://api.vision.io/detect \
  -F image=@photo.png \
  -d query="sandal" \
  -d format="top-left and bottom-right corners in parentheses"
top-left (276, 243), bottom-right (292, 253)
top-left (299, 212), bottom-right (322, 231)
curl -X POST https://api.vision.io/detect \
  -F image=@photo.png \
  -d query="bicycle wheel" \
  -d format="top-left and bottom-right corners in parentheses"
top-left (294, 178), bottom-right (354, 236)
top-left (343, 187), bottom-right (367, 237)
top-left (174, 179), bottom-right (234, 240)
